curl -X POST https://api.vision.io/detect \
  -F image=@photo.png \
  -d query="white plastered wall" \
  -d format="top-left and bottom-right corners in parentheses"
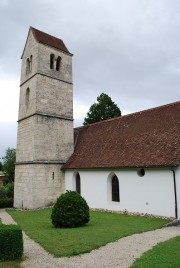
top-left (175, 167), bottom-right (180, 219)
top-left (65, 168), bottom-right (179, 218)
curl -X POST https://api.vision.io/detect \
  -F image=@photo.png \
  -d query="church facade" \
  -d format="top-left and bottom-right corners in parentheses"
top-left (14, 27), bottom-right (180, 219)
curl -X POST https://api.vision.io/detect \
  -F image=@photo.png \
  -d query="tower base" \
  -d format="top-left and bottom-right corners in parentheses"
top-left (14, 163), bottom-right (65, 209)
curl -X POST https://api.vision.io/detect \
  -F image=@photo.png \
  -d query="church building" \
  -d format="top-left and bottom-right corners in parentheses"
top-left (14, 27), bottom-right (180, 220)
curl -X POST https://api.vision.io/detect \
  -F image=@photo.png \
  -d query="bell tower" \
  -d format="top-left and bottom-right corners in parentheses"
top-left (14, 27), bottom-right (74, 209)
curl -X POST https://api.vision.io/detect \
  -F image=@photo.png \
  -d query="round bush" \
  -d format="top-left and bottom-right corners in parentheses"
top-left (51, 191), bottom-right (90, 228)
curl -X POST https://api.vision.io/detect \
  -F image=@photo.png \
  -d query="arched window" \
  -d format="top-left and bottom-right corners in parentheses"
top-left (26, 58), bottom-right (30, 74)
top-left (50, 54), bottom-right (55, 69)
top-left (76, 172), bottom-right (81, 194)
top-left (25, 88), bottom-right (30, 107)
top-left (56, 56), bottom-right (61, 71)
top-left (112, 175), bottom-right (120, 202)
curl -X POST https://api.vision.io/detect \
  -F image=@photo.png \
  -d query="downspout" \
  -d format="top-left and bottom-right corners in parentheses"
top-left (171, 168), bottom-right (178, 219)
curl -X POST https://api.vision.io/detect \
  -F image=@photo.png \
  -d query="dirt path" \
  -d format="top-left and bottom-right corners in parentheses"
top-left (1, 209), bottom-right (180, 268)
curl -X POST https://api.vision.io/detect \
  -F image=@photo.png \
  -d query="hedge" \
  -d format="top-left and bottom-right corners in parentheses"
top-left (0, 225), bottom-right (23, 261)
top-left (0, 198), bottom-right (13, 208)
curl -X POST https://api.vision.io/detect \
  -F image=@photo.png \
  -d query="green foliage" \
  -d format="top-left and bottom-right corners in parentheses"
top-left (51, 191), bottom-right (90, 228)
top-left (0, 225), bottom-right (23, 261)
top-left (0, 162), bottom-right (3, 171)
top-left (6, 182), bottom-right (14, 198)
top-left (0, 182), bottom-right (14, 198)
top-left (131, 236), bottom-right (180, 268)
top-left (2, 148), bottom-right (16, 184)
top-left (8, 208), bottom-right (170, 257)
top-left (83, 92), bottom-right (121, 125)
top-left (0, 187), bottom-right (7, 198)
top-left (0, 182), bottom-right (14, 208)
top-left (0, 198), bottom-right (13, 208)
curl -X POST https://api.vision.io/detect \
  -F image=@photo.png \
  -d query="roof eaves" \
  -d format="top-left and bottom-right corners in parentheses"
top-left (62, 164), bottom-right (180, 171)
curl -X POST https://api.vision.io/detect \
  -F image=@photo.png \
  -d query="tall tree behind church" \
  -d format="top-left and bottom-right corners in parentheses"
top-left (83, 93), bottom-right (121, 125)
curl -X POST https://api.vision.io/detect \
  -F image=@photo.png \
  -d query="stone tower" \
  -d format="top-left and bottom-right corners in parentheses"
top-left (14, 27), bottom-right (74, 209)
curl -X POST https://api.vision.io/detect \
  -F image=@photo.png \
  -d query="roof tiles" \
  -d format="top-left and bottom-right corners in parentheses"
top-left (63, 101), bottom-right (180, 169)
top-left (31, 27), bottom-right (71, 54)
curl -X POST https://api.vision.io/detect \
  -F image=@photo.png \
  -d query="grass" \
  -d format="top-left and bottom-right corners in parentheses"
top-left (0, 260), bottom-right (21, 268)
top-left (131, 236), bottom-right (180, 268)
top-left (7, 208), bottom-right (170, 257)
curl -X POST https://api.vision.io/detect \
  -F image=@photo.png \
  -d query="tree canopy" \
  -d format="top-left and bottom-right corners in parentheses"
top-left (83, 93), bottom-right (121, 125)
top-left (2, 148), bottom-right (16, 184)
top-left (0, 161), bottom-right (3, 171)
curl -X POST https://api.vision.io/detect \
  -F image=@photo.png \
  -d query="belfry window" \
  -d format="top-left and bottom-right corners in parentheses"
top-left (30, 55), bottom-right (33, 72)
top-left (25, 88), bottom-right (30, 107)
top-left (56, 56), bottom-right (61, 71)
top-left (76, 173), bottom-right (81, 194)
top-left (50, 54), bottom-right (55, 69)
top-left (26, 58), bottom-right (30, 74)
top-left (112, 175), bottom-right (120, 202)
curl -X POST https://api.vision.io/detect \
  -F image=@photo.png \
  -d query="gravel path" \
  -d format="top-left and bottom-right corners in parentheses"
top-left (0, 209), bottom-right (180, 268)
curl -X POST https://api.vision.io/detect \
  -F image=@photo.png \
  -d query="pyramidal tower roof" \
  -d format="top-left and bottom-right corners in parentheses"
top-left (22, 26), bottom-right (72, 58)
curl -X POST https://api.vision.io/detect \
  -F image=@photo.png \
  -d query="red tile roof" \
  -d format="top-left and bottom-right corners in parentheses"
top-left (63, 101), bottom-right (180, 169)
top-left (31, 27), bottom-right (72, 55)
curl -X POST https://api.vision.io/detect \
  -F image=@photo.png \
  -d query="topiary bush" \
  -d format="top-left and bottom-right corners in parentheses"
top-left (51, 191), bottom-right (90, 228)
top-left (0, 225), bottom-right (23, 261)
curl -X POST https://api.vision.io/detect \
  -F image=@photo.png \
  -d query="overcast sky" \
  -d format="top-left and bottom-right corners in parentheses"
top-left (0, 0), bottom-right (180, 159)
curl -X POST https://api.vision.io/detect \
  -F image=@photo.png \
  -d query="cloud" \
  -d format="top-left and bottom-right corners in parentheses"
top-left (0, 122), bottom-right (17, 159)
top-left (0, 79), bottom-right (19, 122)
top-left (0, 0), bottom-right (180, 156)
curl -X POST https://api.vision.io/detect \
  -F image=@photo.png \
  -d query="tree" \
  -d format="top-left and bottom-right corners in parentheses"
top-left (83, 93), bottom-right (121, 125)
top-left (2, 148), bottom-right (16, 184)
top-left (0, 161), bottom-right (3, 171)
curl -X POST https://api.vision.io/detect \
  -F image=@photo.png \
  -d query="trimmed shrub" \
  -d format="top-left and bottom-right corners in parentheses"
top-left (0, 198), bottom-right (13, 208)
top-left (0, 225), bottom-right (23, 260)
top-left (51, 191), bottom-right (90, 228)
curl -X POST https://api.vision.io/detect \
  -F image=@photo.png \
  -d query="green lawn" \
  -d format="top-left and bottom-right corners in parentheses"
top-left (131, 236), bottom-right (180, 268)
top-left (0, 260), bottom-right (21, 268)
top-left (7, 208), bottom-right (170, 257)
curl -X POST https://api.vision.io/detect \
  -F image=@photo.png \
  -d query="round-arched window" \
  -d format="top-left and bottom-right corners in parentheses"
top-left (76, 172), bottom-right (81, 194)
top-left (112, 175), bottom-right (120, 202)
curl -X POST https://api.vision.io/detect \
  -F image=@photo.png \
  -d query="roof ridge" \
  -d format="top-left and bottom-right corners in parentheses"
top-left (75, 101), bottom-right (180, 130)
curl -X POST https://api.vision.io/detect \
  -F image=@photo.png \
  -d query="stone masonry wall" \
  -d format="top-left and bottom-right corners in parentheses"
top-left (36, 75), bottom-right (73, 118)
top-left (33, 115), bottom-right (74, 161)
top-left (14, 163), bottom-right (65, 209)
top-left (16, 117), bottom-right (35, 162)
top-left (16, 115), bottom-right (73, 163)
